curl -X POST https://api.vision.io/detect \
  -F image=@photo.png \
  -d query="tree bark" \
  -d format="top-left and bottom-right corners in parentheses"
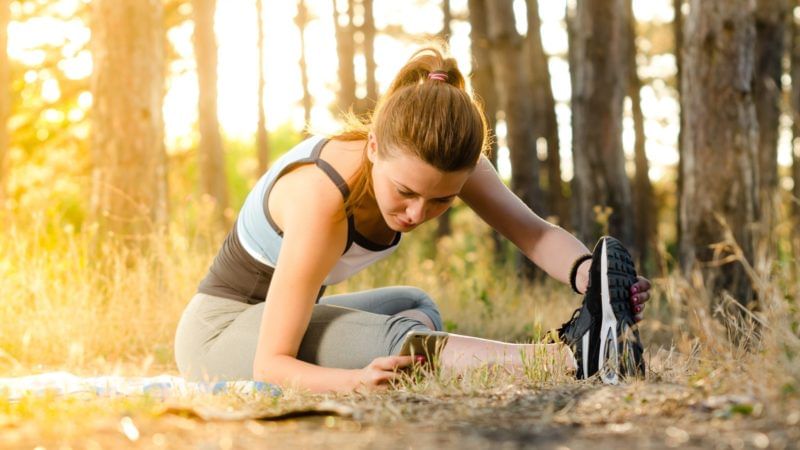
top-left (486, 0), bottom-right (542, 277)
top-left (525, 0), bottom-right (567, 228)
top-left (256, 0), bottom-right (269, 175)
top-left (193, 0), bottom-right (229, 220)
top-left (674, 0), bottom-right (685, 252)
top-left (569, 0), bottom-right (634, 246)
top-left (90, 0), bottom-right (168, 238)
top-left (296, 0), bottom-right (312, 131)
top-left (468, 0), bottom-right (504, 259)
top-left (791, 3), bottom-right (800, 232)
top-left (0, 0), bottom-right (8, 204)
top-left (753, 0), bottom-right (788, 233)
top-left (627, 0), bottom-right (654, 269)
top-left (437, 0), bottom-right (453, 239)
top-left (333, 0), bottom-right (357, 116)
top-left (679, 0), bottom-right (759, 305)
top-left (361, 0), bottom-right (377, 113)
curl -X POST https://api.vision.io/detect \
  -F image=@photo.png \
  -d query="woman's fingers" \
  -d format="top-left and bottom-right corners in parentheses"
top-left (371, 355), bottom-right (415, 371)
top-left (630, 276), bottom-right (652, 322)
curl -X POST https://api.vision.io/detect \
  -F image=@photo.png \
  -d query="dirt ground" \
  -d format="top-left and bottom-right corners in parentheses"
top-left (3, 381), bottom-right (798, 450)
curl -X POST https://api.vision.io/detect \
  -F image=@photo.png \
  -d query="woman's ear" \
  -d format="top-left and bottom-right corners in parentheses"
top-left (367, 133), bottom-right (378, 164)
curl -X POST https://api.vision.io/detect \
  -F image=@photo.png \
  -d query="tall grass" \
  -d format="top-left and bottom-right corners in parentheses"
top-left (0, 197), bottom-right (798, 407)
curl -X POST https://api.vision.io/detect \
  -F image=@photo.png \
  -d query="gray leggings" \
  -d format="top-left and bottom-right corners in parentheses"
top-left (174, 286), bottom-right (443, 381)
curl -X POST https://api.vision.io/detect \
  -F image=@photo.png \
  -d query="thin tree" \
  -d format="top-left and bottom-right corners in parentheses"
top-left (256, 0), bottom-right (269, 175)
top-left (296, 0), bottom-right (312, 131)
top-left (486, 0), bottom-right (542, 277)
top-left (333, 0), bottom-right (357, 116)
top-left (753, 0), bottom-right (789, 237)
top-left (468, 0), bottom-right (504, 259)
top-left (436, 0), bottom-right (453, 239)
top-left (361, 0), bottom-right (377, 113)
top-left (0, 0), bottom-right (8, 204)
top-left (791, 3), bottom-right (800, 231)
top-left (193, 0), bottom-right (229, 220)
top-left (568, 0), bottom-right (634, 247)
top-left (90, 0), bottom-right (168, 238)
top-left (627, 0), bottom-right (655, 269)
top-left (674, 0), bottom-right (684, 250)
top-left (679, 0), bottom-right (759, 306)
top-left (525, 0), bottom-right (567, 228)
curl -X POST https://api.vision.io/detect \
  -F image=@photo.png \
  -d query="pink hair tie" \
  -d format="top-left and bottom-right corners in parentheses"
top-left (428, 71), bottom-right (449, 82)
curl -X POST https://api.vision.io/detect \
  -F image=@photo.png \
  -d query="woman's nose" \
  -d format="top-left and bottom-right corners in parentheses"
top-left (406, 199), bottom-right (426, 223)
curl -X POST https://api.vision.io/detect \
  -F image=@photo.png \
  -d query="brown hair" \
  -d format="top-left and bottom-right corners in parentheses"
top-left (332, 45), bottom-right (489, 215)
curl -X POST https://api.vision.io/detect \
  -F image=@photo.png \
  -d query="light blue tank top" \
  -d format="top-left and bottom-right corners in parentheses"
top-left (236, 135), bottom-right (402, 285)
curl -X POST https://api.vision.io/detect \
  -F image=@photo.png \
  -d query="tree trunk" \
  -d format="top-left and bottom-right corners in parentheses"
top-left (569, 0), bottom-right (634, 246)
top-left (436, 0), bottom-right (453, 239)
top-left (193, 0), bottom-right (229, 220)
top-left (627, 0), bottom-right (654, 269)
top-left (468, 0), bottom-right (504, 260)
top-left (679, 0), bottom-right (759, 305)
top-left (361, 0), bottom-right (377, 113)
top-left (256, 0), bottom-right (269, 175)
top-left (674, 0), bottom-right (685, 253)
top-left (486, 0), bottom-right (542, 278)
top-left (90, 0), bottom-right (168, 238)
top-left (791, 3), bottom-right (800, 235)
top-left (296, 0), bottom-right (312, 131)
top-left (753, 0), bottom-right (788, 237)
top-left (525, 0), bottom-right (567, 228)
top-left (0, 0), bottom-right (8, 204)
top-left (333, 0), bottom-right (357, 115)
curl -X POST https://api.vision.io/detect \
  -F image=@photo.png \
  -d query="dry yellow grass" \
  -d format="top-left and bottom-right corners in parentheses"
top-left (0, 200), bottom-right (797, 412)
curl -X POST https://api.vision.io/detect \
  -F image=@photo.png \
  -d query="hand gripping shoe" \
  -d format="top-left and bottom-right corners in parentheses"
top-left (557, 236), bottom-right (645, 384)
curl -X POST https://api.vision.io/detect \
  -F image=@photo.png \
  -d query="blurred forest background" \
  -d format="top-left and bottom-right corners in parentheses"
top-left (0, 0), bottom-right (798, 375)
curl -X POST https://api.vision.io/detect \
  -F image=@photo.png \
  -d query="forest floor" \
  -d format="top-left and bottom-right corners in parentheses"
top-left (2, 365), bottom-right (798, 450)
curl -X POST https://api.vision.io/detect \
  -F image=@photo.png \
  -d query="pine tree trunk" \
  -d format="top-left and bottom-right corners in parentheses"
top-left (334, 0), bottom-right (357, 115)
top-left (569, 0), bottom-right (634, 246)
top-left (296, 0), bottom-right (312, 130)
top-left (193, 0), bottom-right (229, 220)
top-left (790, 4), bottom-right (800, 240)
top-left (753, 0), bottom-right (788, 236)
top-left (436, 0), bottom-right (453, 240)
top-left (525, 0), bottom-right (567, 228)
top-left (674, 0), bottom-right (685, 253)
top-left (0, 0), bottom-right (8, 204)
top-left (90, 0), bottom-right (168, 238)
top-left (486, 0), bottom-right (542, 278)
top-left (627, 0), bottom-right (654, 269)
top-left (361, 0), bottom-right (377, 112)
top-left (468, 0), bottom-right (504, 260)
top-left (679, 0), bottom-right (759, 305)
top-left (256, 0), bottom-right (269, 175)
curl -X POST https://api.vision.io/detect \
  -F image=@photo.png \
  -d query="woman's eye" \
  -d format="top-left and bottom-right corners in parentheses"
top-left (398, 190), bottom-right (414, 197)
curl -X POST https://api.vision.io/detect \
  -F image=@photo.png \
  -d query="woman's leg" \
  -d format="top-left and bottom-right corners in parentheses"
top-left (318, 286), bottom-right (442, 331)
top-left (439, 334), bottom-right (576, 374)
top-left (320, 286), bottom-right (575, 373)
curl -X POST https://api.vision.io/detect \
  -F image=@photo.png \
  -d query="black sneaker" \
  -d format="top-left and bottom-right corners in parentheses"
top-left (557, 236), bottom-right (645, 383)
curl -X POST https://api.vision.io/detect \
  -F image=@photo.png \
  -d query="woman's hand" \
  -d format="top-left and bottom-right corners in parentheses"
top-left (351, 355), bottom-right (422, 391)
top-left (630, 276), bottom-right (652, 322)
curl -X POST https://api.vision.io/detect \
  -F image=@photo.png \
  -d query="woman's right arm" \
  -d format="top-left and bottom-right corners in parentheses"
top-left (251, 166), bottom-right (414, 392)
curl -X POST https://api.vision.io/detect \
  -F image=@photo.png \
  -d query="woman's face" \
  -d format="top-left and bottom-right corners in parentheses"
top-left (367, 134), bottom-right (472, 232)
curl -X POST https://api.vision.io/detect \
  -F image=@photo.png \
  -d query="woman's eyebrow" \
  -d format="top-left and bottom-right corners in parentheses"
top-left (394, 181), bottom-right (458, 200)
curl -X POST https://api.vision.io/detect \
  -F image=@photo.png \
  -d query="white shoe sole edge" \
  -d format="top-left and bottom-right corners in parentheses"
top-left (597, 239), bottom-right (620, 385)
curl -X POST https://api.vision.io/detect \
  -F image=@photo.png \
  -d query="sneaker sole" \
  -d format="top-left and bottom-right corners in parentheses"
top-left (596, 237), bottom-right (644, 384)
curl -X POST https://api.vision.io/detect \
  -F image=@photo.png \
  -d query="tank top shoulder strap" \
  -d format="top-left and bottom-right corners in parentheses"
top-left (262, 137), bottom-right (356, 254)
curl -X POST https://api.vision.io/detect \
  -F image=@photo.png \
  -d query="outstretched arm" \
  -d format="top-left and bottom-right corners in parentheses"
top-left (459, 156), bottom-right (650, 318)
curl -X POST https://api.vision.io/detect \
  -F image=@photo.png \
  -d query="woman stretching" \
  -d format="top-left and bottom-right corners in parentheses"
top-left (174, 46), bottom-right (652, 392)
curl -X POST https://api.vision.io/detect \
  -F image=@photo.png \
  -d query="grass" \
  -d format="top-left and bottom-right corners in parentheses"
top-left (0, 196), bottom-right (798, 447)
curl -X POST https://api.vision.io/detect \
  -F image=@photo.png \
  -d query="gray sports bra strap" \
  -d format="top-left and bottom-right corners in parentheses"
top-left (314, 158), bottom-right (351, 200)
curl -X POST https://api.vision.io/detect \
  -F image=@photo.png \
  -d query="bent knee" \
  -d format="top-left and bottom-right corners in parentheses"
top-left (399, 287), bottom-right (443, 331)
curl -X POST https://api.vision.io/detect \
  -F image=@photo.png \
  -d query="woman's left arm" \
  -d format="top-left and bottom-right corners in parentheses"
top-left (459, 156), bottom-right (651, 319)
